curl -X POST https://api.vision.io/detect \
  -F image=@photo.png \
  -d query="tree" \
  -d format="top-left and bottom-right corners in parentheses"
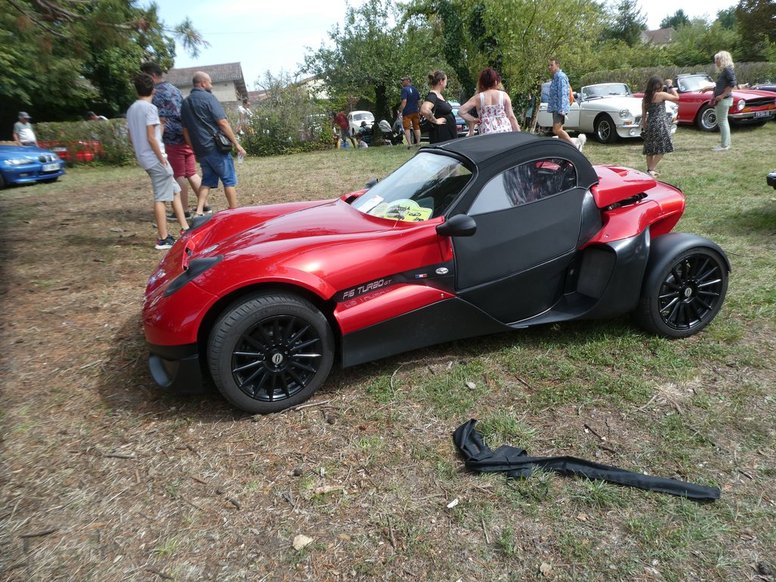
top-left (667, 19), bottom-right (739, 67)
top-left (601, 0), bottom-right (647, 46)
top-left (303, 0), bottom-right (438, 121)
top-left (659, 9), bottom-right (690, 29)
top-left (405, 0), bottom-right (606, 126)
top-left (0, 0), bottom-right (205, 125)
top-left (735, 0), bottom-right (775, 61)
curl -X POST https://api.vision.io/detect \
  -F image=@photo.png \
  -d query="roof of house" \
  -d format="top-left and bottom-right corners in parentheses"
top-left (166, 62), bottom-right (248, 98)
top-left (641, 27), bottom-right (675, 45)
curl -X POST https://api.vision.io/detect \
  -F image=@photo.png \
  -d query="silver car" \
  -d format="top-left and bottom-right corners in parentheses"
top-left (538, 82), bottom-right (678, 143)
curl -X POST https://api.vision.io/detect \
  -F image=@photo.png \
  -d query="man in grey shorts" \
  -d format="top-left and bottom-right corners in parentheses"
top-left (126, 73), bottom-right (189, 250)
top-left (548, 58), bottom-right (574, 146)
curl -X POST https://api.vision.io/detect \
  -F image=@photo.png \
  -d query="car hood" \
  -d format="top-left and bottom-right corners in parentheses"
top-left (582, 96), bottom-right (642, 114)
top-left (195, 198), bottom-right (402, 257)
top-left (731, 88), bottom-right (776, 100)
top-left (0, 144), bottom-right (58, 159)
top-left (163, 197), bottom-right (442, 300)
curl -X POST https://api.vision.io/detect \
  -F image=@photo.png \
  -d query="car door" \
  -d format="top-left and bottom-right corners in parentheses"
top-left (452, 157), bottom-right (586, 324)
top-left (565, 101), bottom-right (581, 131)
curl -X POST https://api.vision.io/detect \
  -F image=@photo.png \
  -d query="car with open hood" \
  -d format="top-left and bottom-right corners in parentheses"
top-left (143, 132), bottom-right (729, 414)
top-left (538, 82), bottom-right (678, 143)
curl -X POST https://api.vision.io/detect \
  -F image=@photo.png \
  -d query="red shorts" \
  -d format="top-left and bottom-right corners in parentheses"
top-left (165, 143), bottom-right (197, 178)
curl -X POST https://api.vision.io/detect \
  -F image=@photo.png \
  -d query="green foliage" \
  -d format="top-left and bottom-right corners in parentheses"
top-left (736, 0), bottom-right (776, 61)
top-left (666, 19), bottom-right (740, 67)
top-left (601, 0), bottom-right (648, 46)
top-left (304, 0), bottom-right (440, 120)
top-left (34, 119), bottom-right (134, 165)
top-left (239, 73), bottom-right (333, 157)
top-left (659, 9), bottom-right (690, 30)
top-left (0, 0), bottom-right (204, 124)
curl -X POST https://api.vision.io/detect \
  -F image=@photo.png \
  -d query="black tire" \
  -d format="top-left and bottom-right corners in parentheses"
top-left (594, 115), bottom-right (617, 143)
top-left (635, 247), bottom-right (728, 338)
top-left (696, 105), bottom-right (718, 131)
top-left (0, 173), bottom-right (5, 189)
top-left (207, 292), bottom-right (335, 414)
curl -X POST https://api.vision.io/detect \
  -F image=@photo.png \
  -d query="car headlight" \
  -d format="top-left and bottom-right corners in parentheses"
top-left (735, 99), bottom-right (745, 111)
top-left (618, 109), bottom-right (630, 119)
top-left (3, 158), bottom-right (32, 166)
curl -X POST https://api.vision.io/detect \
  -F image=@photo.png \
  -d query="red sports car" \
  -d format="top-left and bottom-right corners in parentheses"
top-left (674, 73), bottom-right (776, 130)
top-left (143, 133), bottom-right (730, 413)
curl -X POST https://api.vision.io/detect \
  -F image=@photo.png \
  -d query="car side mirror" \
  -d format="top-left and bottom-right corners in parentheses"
top-left (436, 214), bottom-right (477, 237)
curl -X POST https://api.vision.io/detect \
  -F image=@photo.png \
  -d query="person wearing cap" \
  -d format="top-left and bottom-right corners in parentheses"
top-left (400, 76), bottom-right (422, 147)
top-left (13, 112), bottom-right (37, 146)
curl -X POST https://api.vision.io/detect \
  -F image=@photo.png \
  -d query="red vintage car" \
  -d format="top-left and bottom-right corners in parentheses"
top-left (674, 73), bottom-right (776, 131)
top-left (38, 140), bottom-right (103, 163)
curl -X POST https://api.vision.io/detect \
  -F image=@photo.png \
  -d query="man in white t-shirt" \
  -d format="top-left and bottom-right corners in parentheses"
top-left (126, 73), bottom-right (189, 250)
top-left (13, 112), bottom-right (37, 146)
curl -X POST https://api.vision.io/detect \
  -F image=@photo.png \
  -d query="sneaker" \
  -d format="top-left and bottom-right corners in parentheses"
top-left (167, 210), bottom-right (192, 221)
top-left (712, 145), bottom-right (730, 152)
top-left (154, 235), bottom-right (176, 250)
top-left (202, 205), bottom-right (212, 214)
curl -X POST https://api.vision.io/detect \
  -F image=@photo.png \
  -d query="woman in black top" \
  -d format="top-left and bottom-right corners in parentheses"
top-left (420, 70), bottom-right (457, 144)
top-left (711, 50), bottom-right (736, 151)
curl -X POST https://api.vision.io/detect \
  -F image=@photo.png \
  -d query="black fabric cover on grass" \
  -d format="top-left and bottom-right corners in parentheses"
top-left (453, 419), bottom-right (720, 501)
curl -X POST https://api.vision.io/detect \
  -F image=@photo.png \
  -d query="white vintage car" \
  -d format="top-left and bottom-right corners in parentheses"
top-left (537, 82), bottom-right (678, 143)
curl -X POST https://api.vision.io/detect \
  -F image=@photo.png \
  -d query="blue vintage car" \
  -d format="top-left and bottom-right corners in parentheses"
top-left (0, 144), bottom-right (65, 189)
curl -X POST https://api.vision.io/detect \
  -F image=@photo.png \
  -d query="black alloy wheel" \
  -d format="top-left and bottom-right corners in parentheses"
top-left (635, 248), bottom-right (728, 338)
top-left (208, 293), bottom-right (334, 413)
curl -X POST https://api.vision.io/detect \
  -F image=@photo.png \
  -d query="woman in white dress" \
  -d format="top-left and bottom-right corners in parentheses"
top-left (459, 67), bottom-right (520, 135)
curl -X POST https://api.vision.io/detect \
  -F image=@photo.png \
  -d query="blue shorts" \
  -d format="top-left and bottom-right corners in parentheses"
top-left (200, 150), bottom-right (237, 188)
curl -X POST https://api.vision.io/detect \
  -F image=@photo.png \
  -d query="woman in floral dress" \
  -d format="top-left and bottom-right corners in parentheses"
top-left (459, 67), bottom-right (520, 135)
top-left (640, 76), bottom-right (679, 177)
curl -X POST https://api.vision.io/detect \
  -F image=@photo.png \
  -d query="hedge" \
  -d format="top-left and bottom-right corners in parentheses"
top-left (34, 119), bottom-right (134, 166)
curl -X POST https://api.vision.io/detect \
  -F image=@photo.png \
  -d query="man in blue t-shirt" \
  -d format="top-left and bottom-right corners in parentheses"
top-left (400, 76), bottom-right (421, 146)
top-left (181, 71), bottom-right (246, 215)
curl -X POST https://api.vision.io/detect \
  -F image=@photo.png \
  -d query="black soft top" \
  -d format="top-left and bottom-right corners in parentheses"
top-left (422, 132), bottom-right (599, 189)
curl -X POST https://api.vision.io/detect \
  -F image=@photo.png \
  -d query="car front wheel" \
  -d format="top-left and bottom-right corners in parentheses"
top-left (594, 115), bottom-right (617, 143)
top-left (208, 292), bottom-right (335, 414)
top-left (696, 105), bottom-right (718, 131)
top-left (635, 247), bottom-right (728, 338)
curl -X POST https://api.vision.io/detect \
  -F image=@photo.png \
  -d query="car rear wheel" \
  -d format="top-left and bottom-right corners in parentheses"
top-left (696, 105), bottom-right (718, 131)
top-left (635, 248), bottom-right (728, 338)
top-left (594, 115), bottom-right (617, 143)
top-left (208, 292), bottom-right (335, 414)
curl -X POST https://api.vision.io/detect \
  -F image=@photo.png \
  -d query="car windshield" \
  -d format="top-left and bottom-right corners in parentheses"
top-left (353, 113), bottom-right (373, 122)
top-left (678, 75), bottom-right (715, 92)
top-left (581, 83), bottom-right (631, 100)
top-left (350, 152), bottom-right (473, 221)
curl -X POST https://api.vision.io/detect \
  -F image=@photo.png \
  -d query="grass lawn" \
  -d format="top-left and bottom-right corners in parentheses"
top-left (1, 123), bottom-right (774, 581)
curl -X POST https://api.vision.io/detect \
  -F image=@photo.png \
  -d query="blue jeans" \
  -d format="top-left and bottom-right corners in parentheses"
top-left (715, 97), bottom-right (733, 148)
